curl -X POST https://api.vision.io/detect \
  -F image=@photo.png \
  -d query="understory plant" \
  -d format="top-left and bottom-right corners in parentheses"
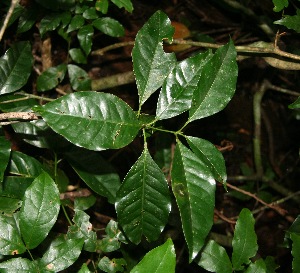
top-left (0, 0), bottom-right (300, 272)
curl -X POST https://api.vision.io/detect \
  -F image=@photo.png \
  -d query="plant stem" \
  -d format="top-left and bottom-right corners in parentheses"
top-left (62, 205), bottom-right (73, 226)
top-left (0, 0), bottom-right (19, 42)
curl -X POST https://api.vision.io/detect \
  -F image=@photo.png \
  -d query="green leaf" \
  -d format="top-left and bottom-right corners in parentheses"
top-left (74, 195), bottom-right (96, 211)
top-left (0, 257), bottom-right (37, 273)
top-left (197, 240), bottom-right (232, 273)
top-left (156, 50), bottom-right (212, 120)
top-left (291, 233), bottom-right (300, 273)
top-left (132, 11), bottom-right (177, 108)
top-left (274, 9), bottom-right (300, 33)
top-left (78, 263), bottom-right (92, 273)
top-left (39, 13), bottom-right (62, 36)
top-left (33, 91), bottom-right (142, 151)
top-left (39, 236), bottom-right (84, 272)
top-left (83, 7), bottom-right (98, 19)
top-left (68, 64), bottom-right (91, 90)
top-left (96, 0), bottom-right (109, 14)
top-left (98, 257), bottom-right (127, 273)
top-left (111, 0), bottom-right (133, 13)
top-left (130, 239), bottom-right (175, 273)
top-left (244, 259), bottom-right (266, 273)
top-left (289, 96), bottom-right (300, 109)
top-left (0, 136), bottom-right (11, 183)
top-left (93, 17), bottom-right (125, 37)
top-left (19, 172), bottom-right (60, 249)
top-left (116, 146), bottom-right (171, 244)
top-left (37, 64), bottom-right (67, 92)
top-left (67, 209), bottom-right (97, 252)
top-left (67, 14), bottom-right (85, 33)
top-left (65, 146), bottom-right (121, 203)
top-left (0, 214), bottom-right (26, 255)
top-left (0, 93), bottom-right (37, 112)
top-left (78, 24), bottom-right (94, 55)
top-left (171, 141), bottom-right (215, 261)
top-left (232, 208), bottom-right (258, 270)
top-left (0, 197), bottom-right (22, 215)
top-left (264, 256), bottom-right (279, 273)
top-left (188, 40), bottom-right (237, 122)
top-left (272, 0), bottom-right (289, 12)
top-left (69, 48), bottom-right (87, 64)
top-left (186, 136), bottom-right (227, 183)
top-left (17, 5), bottom-right (38, 33)
top-left (0, 42), bottom-right (33, 95)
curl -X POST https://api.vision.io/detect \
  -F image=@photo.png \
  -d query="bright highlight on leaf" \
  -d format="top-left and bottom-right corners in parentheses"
top-left (33, 91), bottom-right (142, 151)
top-left (171, 142), bottom-right (216, 262)
top-left (132, 10), bottom-right (177, 108)
top-left (116, 146), bottom-right (171, 244)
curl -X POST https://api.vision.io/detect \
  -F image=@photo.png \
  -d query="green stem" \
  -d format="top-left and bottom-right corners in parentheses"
top-left (14, 92), bottom-right (54, 102)
top-left (62, 205), bottom-right (73, 226)
top-left (253, 81), bottom-right (267, 177)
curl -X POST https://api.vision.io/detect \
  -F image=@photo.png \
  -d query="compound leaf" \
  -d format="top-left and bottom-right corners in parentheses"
top-left (33, 92), bottom-right (142, 151)
top-left (39, 236), bottom-right (84, 272)
top-left (116, 146), bottom-right (171, 244)
top-left (156, 50), bottom-right (212, 120)
top-left (132, 11), bottom-right (176, 108)
top-left (188, 40), bottom-right (237, 122)
top-left (232, 208), bottom-right (258, 270)
top-left (171, 141), bottom-right (215, 262)
top-left (78, 24), bottom-right (94, 55)
top-left (93, 17), bottom-right (125, 37)
top-left (0, 42), bottom-right (33, 95)
top-left (130, 239), bottom-right (175, 273)
top-left (0, 214), bottom-right (26, 255)
top-left (198, 240), bottom-right (232, 273)
top-left (19, 172), bottom-right (60, 249)
top-left (186, 136), bottom-right (227, 183)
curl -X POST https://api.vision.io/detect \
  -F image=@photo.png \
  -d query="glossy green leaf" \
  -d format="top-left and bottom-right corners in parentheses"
top-left (69, 48), bottom-right (87, 64)
top-left (132, 11), bottom-right (177, 107)
top-left (1, 151), bottom-right (46, 199)
top-left (0, 214), bottom-right (26, 255)
top-left (83, 7), bottom-right (98, 19)
top-left (33, 91), bottom-right (142, 151)
top-left (19, 172), bottom-right (60, 249)
top-left (98, 257), bottom-right (127, 273)
top-left (272, 0), bottom-right (289, 12)
top-left (0, 136), bottom-right (11, 183)
top-left (0, 257), bottom-right (37, 273)
top-left (264, 256), bottom-right (279, 273)
top-left (39, 236), bottom-right (84, 272)
top-left (78, 25), bottom-right (94, 55)
top-left (289, 96), bottom-right (300, 109)
top-left (68, 209), bottom-right (97, 252)
top-left (130, 239), bottom-right (175, 273)
top-left (291, 233), bottom-right (300, 273)
top-left (245, 259), bottom-right (266, 273)
top-left (198, 240), bottom-right (232, 273)
top-left (39, 13), bottom-right (62, 36)
top-left (37, 64), bottom-right (67, 92)
top-left (156, 50), bottom-right (212, 120)
top-left (116, 146), bottom-right (171, 244)
top-left (93, 17), bottom-right (125, 37)
top-left (0, 197), bottom-right (22, 215)
top-left (17, 5), bottom-right (38, 33)
top-left (111, 0), bottom-right (133, 12)
top-left (68, 64), bottom-right (91, 90)
top-left (0, 42), bottom-right (33, 95)
top-left (186, 136), bottom-right (227, 183)
top-left (188, 40), bottom-right (237, 122)
top-left (274, 10), bottom-right (300, 33)
top-left (171, 141), bottom-right (215, 261)
top-left (65, 146), bottom-right (121, 203)
top-left (67, 14), bottom-right (85, 33)
top-left (78, 263), bottom-right (92, 273)
top-left (232, 208), bottom-right (258, 270)
top-left (96, 0), bottom-right (109, 14)
top-left (0, 93), bottom-right (37, 112)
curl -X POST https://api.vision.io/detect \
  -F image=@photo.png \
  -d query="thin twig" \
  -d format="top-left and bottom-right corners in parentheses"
top-left (0, 0), bottom-right (19, 42)
top-left (91, 41), bottom-right (135, 56)
top-left (226, 182), bottom-right (287, 217)
top-left (0, 112), bottom-right (39, 121)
